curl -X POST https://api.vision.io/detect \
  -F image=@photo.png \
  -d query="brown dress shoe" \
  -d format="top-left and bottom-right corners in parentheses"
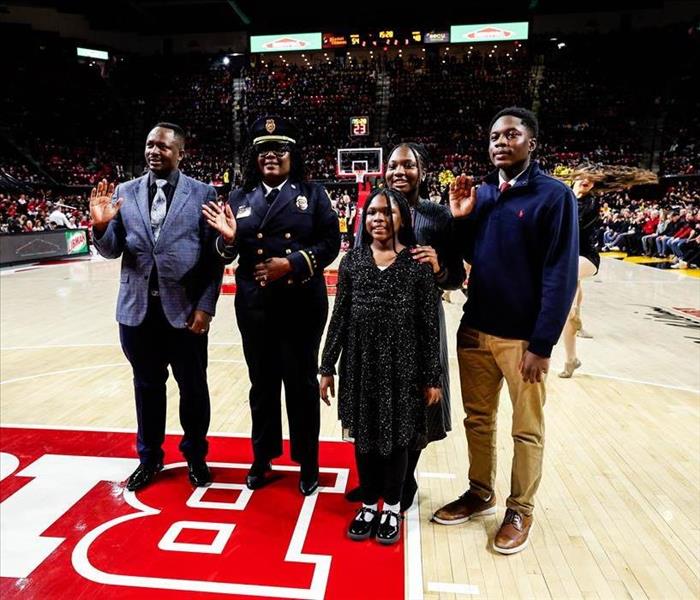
top-left (493, 508), bottom-right (533, 554)
top-left (432, 491), bottom-right (496, 525)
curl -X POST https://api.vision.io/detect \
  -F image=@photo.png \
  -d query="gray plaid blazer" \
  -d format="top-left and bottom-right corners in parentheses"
top-left (94, 173), bottom-right (223, 328)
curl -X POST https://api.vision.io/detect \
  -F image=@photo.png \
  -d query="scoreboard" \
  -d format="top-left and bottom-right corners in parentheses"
top-left (324, 29), bottom-right (425, 49)
top-left (350, 116), bottom-right (369, 137)
top-left (252, 23), bottom-right (529, 53)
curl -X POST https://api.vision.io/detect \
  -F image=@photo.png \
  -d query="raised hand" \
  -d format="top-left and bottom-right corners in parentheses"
top-left (89, 179), bottom-right (123, 232)
top-left (202, 201), bottom-right (237, 244)
top-left (449, 174), bottom-right (477, 219)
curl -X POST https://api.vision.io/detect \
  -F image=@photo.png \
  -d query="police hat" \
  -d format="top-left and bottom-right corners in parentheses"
top-left (250, 115), bottom-right (298, 146)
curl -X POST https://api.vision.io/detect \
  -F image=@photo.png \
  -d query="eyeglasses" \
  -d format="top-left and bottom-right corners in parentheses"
top-left (257, 146), bottom-right (290, 158)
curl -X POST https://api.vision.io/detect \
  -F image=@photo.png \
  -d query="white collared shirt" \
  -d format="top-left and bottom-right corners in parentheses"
top-left (262, 180), bottom-right (288, 196)
top-left (498, 167), bottom-right (528, 189)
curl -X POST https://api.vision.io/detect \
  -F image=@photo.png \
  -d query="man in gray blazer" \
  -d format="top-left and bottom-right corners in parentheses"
top-left (91, 122), bottom-right (223, 491)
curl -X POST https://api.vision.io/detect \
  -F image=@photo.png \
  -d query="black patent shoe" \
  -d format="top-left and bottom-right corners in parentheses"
top-left (299, 476), bottom-right (319, 496)
top-left (347, 506), bottom-right (378, 541)
top-left (187, 459), bottom-right (212, 487)
top-left (126, 463), bottom-right (163, 492)
top-left (246, 461), bottom-right (271, 490)
top-left (376, 510), bottom-right (402, 545)
top-left (299, 463), bottom-right (319, 496)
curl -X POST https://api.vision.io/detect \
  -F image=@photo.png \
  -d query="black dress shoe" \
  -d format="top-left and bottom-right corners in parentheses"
top-left (400, 477), bottom-right (418, 512)
top-left (376, 510), bottom-right (402, 545)
top-left (345, 485), bottom-right (363, 502)
top-left (246, 461), bottom-right (271, 490)
top-left (347, 506), bottom-right (378, 541)
top-left (126, 463), bottom-right (163, 492)
top-left (187, 459), bottom-right (212, 487)
top-left (299, 476), bottom-right (319, 496)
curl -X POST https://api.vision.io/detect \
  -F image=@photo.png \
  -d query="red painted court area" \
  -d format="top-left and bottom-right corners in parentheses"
top-left (0, 427), bottom-right (404, 599)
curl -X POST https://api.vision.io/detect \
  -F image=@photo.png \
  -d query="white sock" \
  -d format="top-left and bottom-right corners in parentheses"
top-left (361, 503), bottom-right (377, 521)
top-left (383, 501), bottom-right (400, 513)
top-left (381, 501), bottom-right (401, 523)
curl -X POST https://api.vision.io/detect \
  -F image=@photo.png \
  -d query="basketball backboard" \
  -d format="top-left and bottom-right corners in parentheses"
top-left (336, 147), bottom-right (383, 181)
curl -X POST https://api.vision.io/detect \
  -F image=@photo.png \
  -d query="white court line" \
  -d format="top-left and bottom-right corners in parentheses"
top-left (0, 260), bottom-right (96, 276)
top-left (3, 352), bottom-right (695, 394)
top-left (2, 343), bottom-right (122, 350)
top-left (0, 423), bottom-right (346, 443)
top-left (427, 582), bottom-right (480, 595)
top-left (2, 342), bottom-right (242, 350)
top-left (441, 359), bottom-right (700, 394)
top-left (0, 363), bottom-right (130, 385)
top-left (405, 492), bottom-right (423, 600)
top-left (577, 371), bottom-right (699, 394)
top-left (72, 461), bottom-right (341, 599)
top-left (0, 359), bottom-right (246, 385)
top-left (418, 472), bottom-right (456, 480)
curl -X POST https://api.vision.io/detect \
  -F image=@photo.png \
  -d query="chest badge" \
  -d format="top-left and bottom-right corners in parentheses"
top-left (236, 205), bottom-right (252, 218)
top-left (296, 195), bottom-right (308, 211)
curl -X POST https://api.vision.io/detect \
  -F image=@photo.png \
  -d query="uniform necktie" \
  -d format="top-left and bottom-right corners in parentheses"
top-left (151, 179), bottom-right (167, 240)
top-left (499, 182), bottom-right (512, 193)
top-left (266, 188), bottom-right (280, 205)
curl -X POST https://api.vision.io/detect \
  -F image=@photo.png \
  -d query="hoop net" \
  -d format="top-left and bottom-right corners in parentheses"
top-left (354, 170), bottom-right (366, 184)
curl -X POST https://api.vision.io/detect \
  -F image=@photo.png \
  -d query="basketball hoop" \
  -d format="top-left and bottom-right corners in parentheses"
top-left (354, 170), bottom-right (366, 184)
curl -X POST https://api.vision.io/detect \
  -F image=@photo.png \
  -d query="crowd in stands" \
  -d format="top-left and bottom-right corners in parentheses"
top-left (536, 31), bottom-right (660, 171)
top-left (2, 23), bottom-right (698, 271)
top-left (242, 59), bottom-right (378, 180)
top-left (3, 26), bottom-right (696, 187)
top-left (386, 51), bottom-right (533, 179)
top-left (594, 180), bottom-right (700, 267)
top-left (658, 23), bottom-right (699, 177)
top-left (0, 191), bottom-right (90, 234)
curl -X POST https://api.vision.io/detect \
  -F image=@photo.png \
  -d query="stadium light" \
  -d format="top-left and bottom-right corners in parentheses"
top-left (223, 56), bottom-right (230, 65)
top-left (76, 47), bottom-right (108, 60)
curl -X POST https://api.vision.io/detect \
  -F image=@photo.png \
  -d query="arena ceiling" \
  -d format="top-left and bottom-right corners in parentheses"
top-left (2, 0), bottom-right (669, 34)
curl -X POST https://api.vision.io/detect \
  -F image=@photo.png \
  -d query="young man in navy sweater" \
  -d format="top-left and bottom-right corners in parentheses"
top-left (433, 107), bottom-right (579, 554)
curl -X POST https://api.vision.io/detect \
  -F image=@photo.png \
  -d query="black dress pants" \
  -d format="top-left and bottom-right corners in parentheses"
top-left (236, 286), bottom-right (327, 478)
top-left (119, 296), bottom-right (210, 465)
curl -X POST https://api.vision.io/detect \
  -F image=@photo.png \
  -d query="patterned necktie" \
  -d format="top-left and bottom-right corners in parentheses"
top-left (266, 188), bottom-right (280, 205)
top-left (499, 182), bottom-right (512, 193)
top-left (151, 179), bottom-right (167, 240)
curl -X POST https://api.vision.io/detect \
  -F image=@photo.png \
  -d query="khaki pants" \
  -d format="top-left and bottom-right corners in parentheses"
top-left (457, 325), bottom-right (546, 516)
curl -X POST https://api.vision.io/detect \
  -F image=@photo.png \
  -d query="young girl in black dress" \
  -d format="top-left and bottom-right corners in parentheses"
top-left (319, 188), bottom-right (442, 545)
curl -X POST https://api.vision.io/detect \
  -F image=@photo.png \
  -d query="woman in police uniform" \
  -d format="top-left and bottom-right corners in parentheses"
top-left (203, 116), bottom-right (340, 495)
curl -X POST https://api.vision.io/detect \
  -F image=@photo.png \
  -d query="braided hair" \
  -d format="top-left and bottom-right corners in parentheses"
top-left (387, 142), bottom-right (431, 199)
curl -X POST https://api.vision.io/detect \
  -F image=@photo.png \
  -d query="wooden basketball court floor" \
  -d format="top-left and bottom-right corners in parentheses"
top-left (1, 254), bottom-right (699, 600)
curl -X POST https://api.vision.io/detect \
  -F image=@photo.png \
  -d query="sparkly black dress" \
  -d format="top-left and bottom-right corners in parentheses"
top-left (319, 246), bottom-right (442, 456)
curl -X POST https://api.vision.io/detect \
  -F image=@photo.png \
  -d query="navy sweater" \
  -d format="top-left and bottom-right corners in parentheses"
top-left (456, 162), bottom-right (579, 358)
